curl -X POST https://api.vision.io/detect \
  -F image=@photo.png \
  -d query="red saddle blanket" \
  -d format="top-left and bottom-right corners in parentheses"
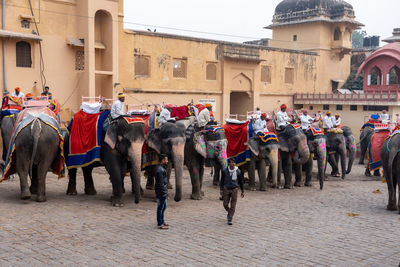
top-left (368, 130), bottom-right (390, 171)
top-left (222, 120), bottom-right (253, 165)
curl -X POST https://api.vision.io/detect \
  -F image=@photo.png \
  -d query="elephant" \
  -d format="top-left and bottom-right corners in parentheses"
top-left (146, 122), bottom-right (186, 202)
top-left (341, 126), bottom-right (356, 174)
top-left (325, 129), bottom-right (347, 179)
top-left (381, 134), bottom-right (400, 213)
top-left (186, 125), bottom-right (228, 199)
top-left (359, 126), bottom-right (374, 165)
top-left (300, 128), bottom-right (327, 190)
top-left (246, 134), bottom-right (279, 190)
top-left (1, 114), bottom-right (17, 162)
top-left (66, 116), bottom-right (146, 206)
top-left (278, 124), bottom-right (311, 189)
top-left (13, 117), bottom-right (63, 202)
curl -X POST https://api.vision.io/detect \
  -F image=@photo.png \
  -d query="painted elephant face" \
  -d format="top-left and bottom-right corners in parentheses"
top-left (194, 130), bottom-right (228, 168)
top-left (314, 137), bottom-right (327, 168)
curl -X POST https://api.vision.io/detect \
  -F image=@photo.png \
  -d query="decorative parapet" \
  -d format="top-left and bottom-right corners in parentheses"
top-left (294, 90), bottom-right (400, 106)
top-left (219, 44), bottom-right (261, 62)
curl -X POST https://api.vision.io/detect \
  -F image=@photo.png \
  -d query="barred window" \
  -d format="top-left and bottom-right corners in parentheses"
top-left (206, 63), bottom-right (217, 80)
top-left (21, 19), bottom-right (30, 29)
top-left (261, 66), bottom-right (271, 83)
top-left (285, 68), bottom-right (294, 84)
top-left (16, 41), bottom-right (32, 68)
top-left (173, 59), bottom-right (187, 78)
top-left (323, 105), bottom-right (329, 110)
top-left (135, 55), bottom-right (150, 77)
top-left (75, 50), bottom-right (84, 71)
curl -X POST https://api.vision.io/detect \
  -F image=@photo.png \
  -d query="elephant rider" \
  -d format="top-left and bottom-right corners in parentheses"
top-left (158, 104), bottom-right (176, 127)
top-left (395, 114), bottom-right (400, 125)
top-left (333, 114), bottom-right (341, 127)
top-left (254, 113), bottom-right (269, 135)
top-left (276, 104), bottom-right (291, 131)
top-left (381, 110), bottom-right (390, 124)
top-left (300, 109), bottom-right (314, 132)
top-left (11, 87), bottom-right (25, 99)
top-left (323, 112), bottom-right (334, 132)
top-left (111, 93), bottom-right (125, 120)
top-left (197, 103), bottom-right (213, 129)
top-left (40, 86), bottom-right (53, 100)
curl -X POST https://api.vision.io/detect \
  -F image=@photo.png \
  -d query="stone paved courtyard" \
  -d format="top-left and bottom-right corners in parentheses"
top-left (0, 163), bottom-right (399, 266)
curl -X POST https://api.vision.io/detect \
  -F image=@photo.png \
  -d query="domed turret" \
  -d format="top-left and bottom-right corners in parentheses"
top-left (272, 0), bottom-right (356, 24)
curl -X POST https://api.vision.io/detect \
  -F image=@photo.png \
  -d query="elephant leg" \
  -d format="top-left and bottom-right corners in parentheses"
top-left (282, 153), bottom-right (292, 189)
top-left (16, 155), bottom-right (30, 200)
top-left (30, 164), bottom-right (38, 194)
top-left (277, 159), bottom-right (282, 188)
top-left (189, 163), bottom-right (202, 200)
top-left (83, 166), bottom-right (97, 195)
top-left (103, 151), bottom-right (124, 207)
top-left (257, 159), bottom-right (267, 191)
top-left (293, 163), bottom-right (302, 187)
top-left (267, 166), bottom-right (272, 183)
top-left (66, 168), bottom-right (78, 195)
top-left (199, 161), bottom-right (205, 196)
top-left (248, 158), bottom-right (257, 191)
top-left (36, 163), bottom-right (48, 202)
top-left (167, 162), bottom-right (173, 189)
top-left (145, 167), bottom-right (155, 190)
top-left (304, 156), bottom-right (313, 187)
top-left (213, 164), bottom-right (221, 186)
top-left (328, 153), bottom-right (339, 176)
top-left (359, 143), bottom-right (366, 165)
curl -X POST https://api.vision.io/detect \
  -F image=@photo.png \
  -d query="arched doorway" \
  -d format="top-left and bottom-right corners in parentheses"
top-left (389, 66), bottom-right (400, 85)
top-left (94, 10), bottom-right (113, 98)
top-left (370, 66), bottom-right (382, 85)
top-left (230, 73), bottom-right (253, 119)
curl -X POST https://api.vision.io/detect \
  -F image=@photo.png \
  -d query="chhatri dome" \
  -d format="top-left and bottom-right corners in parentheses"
top-left (270, 0), bottom-right (362, 27)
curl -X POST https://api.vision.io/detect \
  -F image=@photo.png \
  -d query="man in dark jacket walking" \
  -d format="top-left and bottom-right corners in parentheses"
top-left (155, 154), bottom-right (169, 229)
top-left (220, 158), bottom-right (245, 225)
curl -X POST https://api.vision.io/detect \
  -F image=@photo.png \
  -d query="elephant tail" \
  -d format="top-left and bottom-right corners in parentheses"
top-left (29, 119), bottom-right (42, 178)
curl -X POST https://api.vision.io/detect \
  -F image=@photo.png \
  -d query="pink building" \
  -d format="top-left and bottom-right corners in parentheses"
top-left (356, 42), bottom-right (400, 91)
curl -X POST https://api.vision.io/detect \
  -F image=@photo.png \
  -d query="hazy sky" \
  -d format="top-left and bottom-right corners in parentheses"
top-left (123, 0), bottom-right (399, 44)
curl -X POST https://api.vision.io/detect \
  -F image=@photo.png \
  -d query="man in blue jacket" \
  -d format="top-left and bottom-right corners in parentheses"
top-left (155, 154), bottom-right (169, 229)
top-left (220, 158), bottom-right (245, 225)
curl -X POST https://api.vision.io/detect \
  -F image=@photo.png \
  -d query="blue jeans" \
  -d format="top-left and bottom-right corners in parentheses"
top-left (156, 196), bottom-right (167, 226)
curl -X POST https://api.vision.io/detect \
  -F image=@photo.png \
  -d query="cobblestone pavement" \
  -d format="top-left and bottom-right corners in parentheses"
top-left (0, 162), bottom-right (399, 267)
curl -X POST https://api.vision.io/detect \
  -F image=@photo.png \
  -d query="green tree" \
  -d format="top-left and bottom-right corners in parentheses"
top-left (352, 30), bottom-right (367, 49)
top-left (342, 70), bottom-right (363, 90)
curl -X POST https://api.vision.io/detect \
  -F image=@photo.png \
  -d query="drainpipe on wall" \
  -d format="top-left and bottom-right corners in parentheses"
top-left (2, 0), bottom-right (7, 94)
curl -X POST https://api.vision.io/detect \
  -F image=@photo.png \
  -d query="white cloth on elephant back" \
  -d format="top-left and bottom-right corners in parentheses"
top-left (81, 102), bottom-right (101, 114)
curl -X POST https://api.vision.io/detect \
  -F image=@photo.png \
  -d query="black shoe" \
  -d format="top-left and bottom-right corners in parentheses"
top-left (227, 220), bottom-right (233, 225)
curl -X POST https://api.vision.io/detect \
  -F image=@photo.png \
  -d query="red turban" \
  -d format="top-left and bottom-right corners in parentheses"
top-left (280, 104), bottom-right (287, 109)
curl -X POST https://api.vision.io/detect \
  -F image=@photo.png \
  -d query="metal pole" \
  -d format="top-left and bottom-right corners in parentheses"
top-left (2, 0), bottom-right (7, 94)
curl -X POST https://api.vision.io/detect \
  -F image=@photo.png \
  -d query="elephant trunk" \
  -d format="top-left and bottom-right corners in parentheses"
top-left (339, 143), bottom-right (347, 179)
top-left (315, 139), bottom-right (327, 190)
top-left (129, 141), bottom-right (145, 204)
top-left (269, 148), bottom-right (279, 188)
top-left (171, 142), bottom-right (185, 202)
top-left (293, 137), bottom-right (310, 165)
top-left (346, 136), bottom-right (356, 174)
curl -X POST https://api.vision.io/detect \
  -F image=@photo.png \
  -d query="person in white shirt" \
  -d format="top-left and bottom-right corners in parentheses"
top-left (198, 104), bottom-right (212, 128)
top-left (381, 110), bottom-right (390, 124)
top-left (276, 104), bottom-right (291, 130)
top-left (323, 112), bottom-right (334, 131)
top-left (333, 114), bottom-right (342, 127)
top-left (11, 87), bottom-right (25, 99)
top-left (255, 107), bottom-right (261, 120)
top-left (110, 93), bottom-right (125, 119)
top-left (254, 113), bottom-right (269, 135)
top-left (300, 109), bottom-right (314, 130)
top-left (158, 104), bottom-right (174, 127)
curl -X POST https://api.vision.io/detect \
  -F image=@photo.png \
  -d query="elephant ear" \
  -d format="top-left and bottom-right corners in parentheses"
top-left (146, 128), bottom-right (162, 154)
top-left (104, 125), bottom-right (118, 150)
top-left (247, 137), bottom-right (260, 156)
top-left (193, 132), bottom-right (207, 158)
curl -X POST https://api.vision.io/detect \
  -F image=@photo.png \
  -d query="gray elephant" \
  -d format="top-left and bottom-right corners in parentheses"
top-left (185, 125), bottom-right (228, 199)
top-left (381, 133), bottom-right (400, 213)
top-left (146, 122), bottom-right (186, 202)
top-left (341, 126), bottom-right (357, 174)
top-left (300, 128), bottom-right (327, 190)
top-left (1, 109), bottom-right (64, 202)
top-left (66, 116), bottom-right (146, 206)
top-left (245, 134), bottom-right (279, 190)
top-left (278, 125), bottom-right (311, 189)
top-left (325, 129), bottom-right (347, 179)
top-left (1, 114), bottom-right (17, 162)
top-left (359, 126), bottom-right (374, 165)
